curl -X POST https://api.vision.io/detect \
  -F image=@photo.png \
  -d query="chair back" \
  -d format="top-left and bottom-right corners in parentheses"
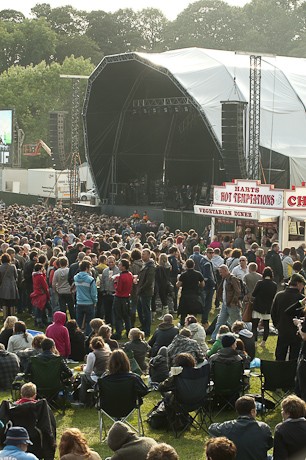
top-left (30, 356), bottom-right (63, 398)
top-left (97, 374), bottom-right (140, 418)
top-left (260, 359), bottom-right (297, 391)
top-left (174, 365), bottom-right (210, 411)
top-left (212, 360), bottom-right (244, 395)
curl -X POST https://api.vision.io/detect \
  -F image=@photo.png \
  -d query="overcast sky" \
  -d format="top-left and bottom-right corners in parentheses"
top-left (8, 0), bottom-right (250, 20)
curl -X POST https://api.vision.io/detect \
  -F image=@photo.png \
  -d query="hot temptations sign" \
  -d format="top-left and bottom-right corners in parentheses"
top-left (213, 179), bottom-right (283, 209)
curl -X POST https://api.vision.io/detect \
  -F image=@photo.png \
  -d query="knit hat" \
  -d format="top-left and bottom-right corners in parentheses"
top-left (4, 427), bottom-right (33, 445)
top-left (221, 333), bottom-right (236, 348)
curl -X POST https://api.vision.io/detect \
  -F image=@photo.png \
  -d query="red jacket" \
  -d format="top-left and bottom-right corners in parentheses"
top-left (256, 256), bottom-right (265, 275)
top-left (115, 271), bottom-right (134, 298)
top-left (46, 311), bottom-right (71, 357)
top-left (30, 271), bottom-right (50, 310)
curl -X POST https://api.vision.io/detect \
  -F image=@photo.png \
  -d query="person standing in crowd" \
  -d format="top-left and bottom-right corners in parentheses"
top-left (201, 248), bottom-right (216, 328)
top-left (137, 249), bottom-right (156, 337)
top-left (271, 273), bottom-right (305, 360)
top-left (208, 396), bottom-right (273, 460)
top-left (30, 263), bottom-right (50, 327)
top-left (294, 306), bottom-right (306, 401)
top-left (74, 260), bottom-right (98, 336)
top-left (265, 242), bottom-right (283, 286)
top-left (176, 258), bottom-right (205, 325)
top-left (251, 267), bottom-right (277, 347)
top-left (246, 243), bottom-right (258, 264)
top-left (210, 265), bottom-right (241, 342)
top-left (233, 232), bottom-right (246, 254)
top-left (52, 256), bottom-right (75, 320)
top-left (100, 256), bottom-right (119, 325)
top-left (0, 253), bottom-right (19, 319)
top-left (273, 395), bottom-right (306, 460)
top-left (231, 256), bottom-right (248, 280)
top-left (168, 246), bottom-right (181, 312)
top-left (129, 249), bottom-right (143, 327)
top-left (112, 259), bottom-right (134, 340)
top-left (155, 253), bottom-right (172, 320)
top-left (282, 247), bottom-right (294, 283)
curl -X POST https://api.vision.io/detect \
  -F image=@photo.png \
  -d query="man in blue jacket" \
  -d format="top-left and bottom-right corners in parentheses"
top-left (74, 260), bottom-right (97, 335)
top-left (0, 426), bottom-right (38, 460)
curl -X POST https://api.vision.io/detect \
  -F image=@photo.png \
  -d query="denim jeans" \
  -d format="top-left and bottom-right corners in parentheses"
top-left (76, 304), bottom-right (95, 336)
top-left (137, 295), bottom-right (152, 336)
top-left (202, 287), bottom-right (214, 323)
top-left (211, 303), bottom-right (242, 340)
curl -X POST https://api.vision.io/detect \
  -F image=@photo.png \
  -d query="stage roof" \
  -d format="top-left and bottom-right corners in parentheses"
top-left (84, 47), bottom-right (306, 192)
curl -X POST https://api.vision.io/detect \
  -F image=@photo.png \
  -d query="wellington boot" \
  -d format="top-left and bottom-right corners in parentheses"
top-left (158, 306), bottom-right (169, 321)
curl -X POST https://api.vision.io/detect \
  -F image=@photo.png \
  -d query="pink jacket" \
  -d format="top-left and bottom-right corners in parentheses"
top-left (46, 311), bottom-right (71, 357)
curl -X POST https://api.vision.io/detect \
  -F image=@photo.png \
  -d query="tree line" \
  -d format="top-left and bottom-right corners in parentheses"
top-left (0, 0), bottom-right (305, 165)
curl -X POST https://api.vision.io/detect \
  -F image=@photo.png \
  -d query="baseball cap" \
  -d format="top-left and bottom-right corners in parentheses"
top-left (4, 427), bottom-right (33, 445)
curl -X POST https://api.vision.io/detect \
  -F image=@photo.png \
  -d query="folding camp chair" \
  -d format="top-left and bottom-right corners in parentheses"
top-left (29, 355), bottom-right (70, 413)
top-left (211, 360), bottom-right (244, 417)
top-left (167, 363), bottom-right (212, 438)
top-left (0, 399), bottom-right (56, 459)
top-left (96, 374), bottom-right (145, 442)
top-left (260, 359), bottom-right (297, 413)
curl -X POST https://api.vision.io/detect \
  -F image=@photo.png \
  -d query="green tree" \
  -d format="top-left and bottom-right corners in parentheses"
top-left (0, 9), bottom-right (25, 23)
top-left (55, 35), bottom-right (101, 64)
top-left (0, 57), bottom-right (94, 167)
top-left (85, 10), bottom-right (117, 56)
top-left (136, 8), bottom-right (169, 51)
top-left (32, 4), bottom-right (87, 36)
top-left (241, 0), bottom-right (301, 55)
top-left (168, 0), bottom-right (245, 51)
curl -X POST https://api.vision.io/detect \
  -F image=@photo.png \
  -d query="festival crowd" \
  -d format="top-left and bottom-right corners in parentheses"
top-left (0, 204), bottom-right (305, 460)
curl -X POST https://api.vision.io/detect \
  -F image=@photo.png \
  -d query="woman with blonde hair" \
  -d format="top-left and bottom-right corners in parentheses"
top-left (59, 428), bottom-right (101, 460)
top-left (123, 327), bottom-right (150, 372)
top-left (0, 315), bottom-right (18, 348)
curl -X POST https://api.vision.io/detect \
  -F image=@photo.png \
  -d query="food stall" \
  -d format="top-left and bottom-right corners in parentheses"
top-left (283, 184), bottom-right (306, 248)
top-left (194, 179), bottom-right (284, 248)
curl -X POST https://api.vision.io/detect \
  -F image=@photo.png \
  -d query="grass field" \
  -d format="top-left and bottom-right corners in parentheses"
top-left (0, 311), bottom-right (283, 459)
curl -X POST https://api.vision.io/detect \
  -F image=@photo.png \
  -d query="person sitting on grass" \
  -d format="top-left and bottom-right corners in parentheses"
top-left (208, 396), bottom-right (272, 460)
top-left (123, 328), bottom-right (150, 373)
top-left (85, 318), bottom-right (104, 354)
top-left (98, 324), bottom-right (119, 351)
top-left (206, 325), bottom-right (230, 358)
top-left (0, 342), bottom-right (20, 390)
top-left (79, 336), bottom-right (111, 406)
top-left (0, 315), bottom-right (18, 349)
top-left (16, 334), bottom-right (46, 372)
top-left (0, 426), bottom-right (38, 460)
top-left (167, 328), bottom-right (205, 366)
top-left (205, 437), bottom-right (237, 460)
top-left (59, 428), bottom-right (101, 460)
top-left (106, 421), bottom-right (157, 460)
top-left (66, 320), bottom-right (85, 362)
top-left (146, 443), bottom-right (179, 460)
top-left (7, 321), bottom-right (33, 354)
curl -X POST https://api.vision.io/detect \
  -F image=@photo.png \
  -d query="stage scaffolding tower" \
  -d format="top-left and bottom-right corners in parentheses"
top-left (60, 74), bottom-right (88, 204)
top-left (248, 55), bottom-right (261, 180)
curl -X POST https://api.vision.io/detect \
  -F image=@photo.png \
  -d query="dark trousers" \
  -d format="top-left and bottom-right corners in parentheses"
top-left (275, 337), bottom-right (301, 361)
top-left (202, 287), bottom-right (214, 323)
top-left (296, 356), bottom-right (306, 401)
top-left (170, 277), bottom-right (178, 311)
top-left (137, 295), bottom-right (152, 336)
top-left (102, 294), bottom-right (114, 325)
top-left (58, 293), bottom-right (75, 319)
top-left (252, 318), bottom-right (270, 342)
top-left (113, 296), bottom-right (131, 339)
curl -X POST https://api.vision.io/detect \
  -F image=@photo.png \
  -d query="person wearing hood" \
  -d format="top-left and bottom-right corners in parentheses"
top-left (106, 421), bottom-right (157, 460)
top-left (136, 249), bottom-right (156, 337)
top-left (208, 396), bottom-right (273, 460)
top-left (184, 315), bottom-right (208, 354)
top-left (149, 346), bottom-right (169, 384)
top-left (148, 314), bottom-right (179, 357)
top-left (74, 260), bottom-right (97, 336)
top-left (231, 321), bottom-right (255, 360)
top-left (209, 333), bottom-right (243, 366)
top-left (46, 311), bottom-right (71, 358)
top-left (30, 263), bottom-right (50, 327)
